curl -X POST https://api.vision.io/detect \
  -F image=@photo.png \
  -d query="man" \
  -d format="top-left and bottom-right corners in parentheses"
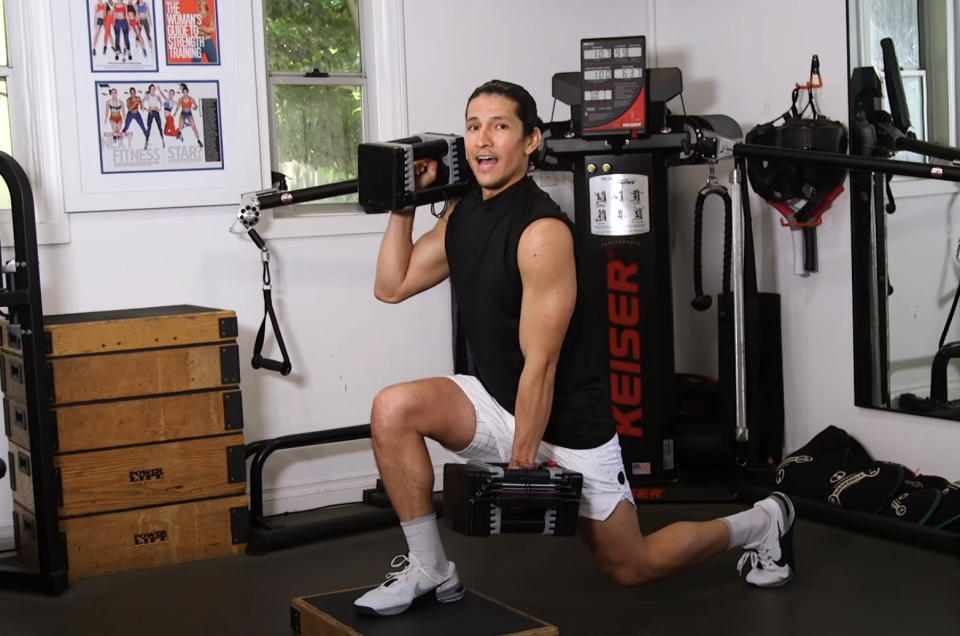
top-left (355, 80), bottom-right (796, 617)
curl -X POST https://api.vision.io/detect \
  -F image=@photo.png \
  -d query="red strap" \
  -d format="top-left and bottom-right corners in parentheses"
top-left (766, 183), bottom-right (845, 228)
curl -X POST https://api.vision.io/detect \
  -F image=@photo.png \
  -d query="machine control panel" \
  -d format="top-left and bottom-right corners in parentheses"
top-left (580, 36), bottom-right (647, 138)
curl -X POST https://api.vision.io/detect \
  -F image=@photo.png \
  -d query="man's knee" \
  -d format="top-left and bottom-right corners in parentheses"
top-left (593, 550), bottom-right (656, 587)
top-left (607, 561), bottom-right (655, 587)
top-left (370, 383), bottom-right (418, 439)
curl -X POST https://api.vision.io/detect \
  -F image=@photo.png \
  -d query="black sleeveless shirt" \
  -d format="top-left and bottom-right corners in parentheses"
top-left (445, 176), bottom-right (615, 449)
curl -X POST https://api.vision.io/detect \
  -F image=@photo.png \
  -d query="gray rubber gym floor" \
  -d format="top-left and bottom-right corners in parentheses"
top-left (1, 503), bottom-right (959, 636)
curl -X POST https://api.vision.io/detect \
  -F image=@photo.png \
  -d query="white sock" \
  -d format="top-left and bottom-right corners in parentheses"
top-left (401, 513), bottom-right (449, 572)
top-left (720, 504), bottom-right (774, 550)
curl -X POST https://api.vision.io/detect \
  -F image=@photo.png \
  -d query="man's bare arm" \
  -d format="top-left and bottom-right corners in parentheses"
top-left (373, 207), bottom-right (455, 303)
top-left (510, 218), bottom-right (578, 466)
top-left (373, 159), bottom-right (457, 303)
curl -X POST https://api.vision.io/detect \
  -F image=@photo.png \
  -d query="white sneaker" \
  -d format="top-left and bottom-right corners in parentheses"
top-left (737, 492), bottom-right (796, 587)
top-left (353, 553), bottom-right (464, 617)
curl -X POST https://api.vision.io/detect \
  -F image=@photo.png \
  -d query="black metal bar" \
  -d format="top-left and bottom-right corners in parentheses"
top-left (0, 291), bottom-right (29, 306)
top-left (0, 565), bottom-right (69, 595)
top-left (872, 174), bottom-right (891, 406)
top-left (0, 151), bottom-right (66, 594)
top-left (257, 179), bottom-right (359, 211)
top-left (246, 425), bottom-right (372, 519)
top-left (246, 508), bottom-right (400, 556)
top-left (739, 486), bottom-right (960, 556)
top-left (732, 143), bottom-right (960, 181)
top-left (892, 131), bottom-right (960, 163)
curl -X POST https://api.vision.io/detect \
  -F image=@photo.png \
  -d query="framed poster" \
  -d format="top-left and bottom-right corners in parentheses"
top-left (58, 0), bottom-right (262, 212)
top-left (163, 0), bottom-right (221, 66)
top-left (87, 0), bottom-right (160, 72)
top-left (95, 80), bottom-right (223, 174)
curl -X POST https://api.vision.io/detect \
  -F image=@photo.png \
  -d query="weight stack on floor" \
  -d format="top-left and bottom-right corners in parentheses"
top-left (2, 305), bottom-right (249, 581)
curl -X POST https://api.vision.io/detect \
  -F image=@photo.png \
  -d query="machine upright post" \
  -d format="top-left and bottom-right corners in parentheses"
top-left (729, 164), bottom-right (749, 451)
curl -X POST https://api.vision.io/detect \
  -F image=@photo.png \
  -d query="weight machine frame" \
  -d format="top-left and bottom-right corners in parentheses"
top-left (0, 151), bottom-right (69, 595)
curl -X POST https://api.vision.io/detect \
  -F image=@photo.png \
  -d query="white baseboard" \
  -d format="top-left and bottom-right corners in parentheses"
top-left (260, 463), bottom-right (449, 517)
top-left (0, 464), bottom-right (453, 542)
top-left (0, 524), bottom-right (14, 553)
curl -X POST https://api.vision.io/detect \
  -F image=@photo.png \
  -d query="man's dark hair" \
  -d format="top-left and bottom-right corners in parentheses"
top-left (466, 80), bottom-right (540, 136)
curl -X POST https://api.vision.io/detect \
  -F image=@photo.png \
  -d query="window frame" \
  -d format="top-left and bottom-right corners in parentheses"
top-left (850, 0), bottom-right (960, 199)
top-left (0, 0), bottom-right (70, 246)
top-left (266, 71), bottom-right (367, 211)
top-left (254, 0), bottom-right (409, 240)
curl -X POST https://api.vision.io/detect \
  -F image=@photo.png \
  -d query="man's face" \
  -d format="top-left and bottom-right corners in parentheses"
top-left (465, 93), bottom-right (540, 198)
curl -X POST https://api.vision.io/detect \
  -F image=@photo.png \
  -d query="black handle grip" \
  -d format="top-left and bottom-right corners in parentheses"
top-left (252, 355), bottom-right (291, 376)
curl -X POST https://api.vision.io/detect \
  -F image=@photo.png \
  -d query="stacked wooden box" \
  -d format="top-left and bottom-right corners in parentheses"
top-left (2, 305), bottom-right (249, 580)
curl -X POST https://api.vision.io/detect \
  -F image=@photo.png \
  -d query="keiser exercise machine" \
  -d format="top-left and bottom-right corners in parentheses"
top-left (527, 36), bottom-right (785, 502)
top-left (0, 152), bottom-right (67, 595)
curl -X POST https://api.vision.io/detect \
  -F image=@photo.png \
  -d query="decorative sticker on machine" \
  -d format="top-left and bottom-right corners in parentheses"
top-left (87, 0), bottom-right (161, 73)
top-left (163, 0), bottom-right (220, 65)
top-left (663, 439), bottom-right (675, 472)
top-left (589, 174), bottom-right (650, 236)
top-left (96, 80), bottom-right (223, 174)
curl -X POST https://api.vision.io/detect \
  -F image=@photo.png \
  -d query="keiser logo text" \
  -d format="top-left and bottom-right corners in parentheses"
top-left (607, 257), bottom-right (642, 438)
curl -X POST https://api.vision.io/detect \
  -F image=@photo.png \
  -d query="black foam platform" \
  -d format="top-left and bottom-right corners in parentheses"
top-left (291, 586), bottom-right (559, 636)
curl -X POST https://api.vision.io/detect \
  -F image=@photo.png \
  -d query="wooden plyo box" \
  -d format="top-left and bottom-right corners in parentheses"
top-left (13, 495), bottom-right (249, 580)
top-left (290, 588), bottom-right (560, 636)
top-left (1, 305), bottom-right (241, 412)
top-left (4, 388), bottom-right (244, 454)
top-left (1, 305), bottom-right (251, 580)
top-left (8, 434), bottom-right (246, 517)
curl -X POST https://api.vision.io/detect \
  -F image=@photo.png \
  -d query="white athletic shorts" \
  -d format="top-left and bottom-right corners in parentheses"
top-left (445, 374), bottom-right (636, 522)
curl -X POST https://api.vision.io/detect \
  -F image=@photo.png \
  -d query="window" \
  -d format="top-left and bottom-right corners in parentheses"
top-left (253, 0), bottom-right (406, 236)
top-left (0, 0), bottom-right (12, 213)
top-left (858, 0), bottom-right (929, 163)
top-left (0, 0), bottom-right (69, 246)
top-left (264, 0), bottom-right (365, 212)
top-left (850, 0), bottom-right (960, 199)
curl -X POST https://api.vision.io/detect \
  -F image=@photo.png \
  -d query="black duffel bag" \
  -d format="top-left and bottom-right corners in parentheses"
top-left (775, 425), bottom-right (906, 514)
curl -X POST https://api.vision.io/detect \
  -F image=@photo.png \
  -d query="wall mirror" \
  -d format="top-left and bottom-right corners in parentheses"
top-left (848, 0), bottom-right (960, 420)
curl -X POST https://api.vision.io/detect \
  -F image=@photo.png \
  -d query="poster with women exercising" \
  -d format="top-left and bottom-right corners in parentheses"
top-left (163, 0), bottom-right (220, 65)
top-left (96, 80), bottom-right (223, 174)
top-left (88, 0), bottom-right (160, 72)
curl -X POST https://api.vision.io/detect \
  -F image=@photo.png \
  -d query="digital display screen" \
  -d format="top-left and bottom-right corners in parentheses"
top-left (613, 46), bottom-right (643, 58)
top-left (583, 48), bottom-right (612, 60)
top-left (583, 90), bottom-right (613, 102)
top-left (580, 36), bottom-right (646, 136)
top-left (584, 69), bottom-right (612, 81)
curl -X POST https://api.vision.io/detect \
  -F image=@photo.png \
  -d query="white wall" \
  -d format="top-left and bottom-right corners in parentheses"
top-left (0, 0), bottom-right (655, 546)
top-left (657, 0), bottom-right (960, 480)
top-left (886, 191), bottom-right (960, 398)
top-left (4, 0), bottom-right (960, 550)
